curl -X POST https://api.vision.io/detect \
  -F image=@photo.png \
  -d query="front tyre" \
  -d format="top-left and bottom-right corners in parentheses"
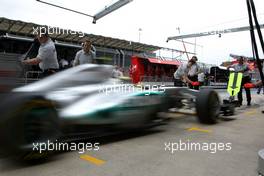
top-left (196, 89), bottom-right (220, 124)
top-left (0, 94), bottom-right (60, 161)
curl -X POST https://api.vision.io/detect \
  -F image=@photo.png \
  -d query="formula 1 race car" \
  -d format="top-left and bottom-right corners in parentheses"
top-left (0, 64), bottom-right (221, 159)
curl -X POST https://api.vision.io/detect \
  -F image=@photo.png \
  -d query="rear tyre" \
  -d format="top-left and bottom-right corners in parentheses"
top-left (196, 89), bottom-right (220, 124)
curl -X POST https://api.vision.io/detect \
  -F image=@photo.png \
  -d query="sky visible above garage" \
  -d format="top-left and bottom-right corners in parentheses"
top-left (0, 0), bottom-right (264, 64)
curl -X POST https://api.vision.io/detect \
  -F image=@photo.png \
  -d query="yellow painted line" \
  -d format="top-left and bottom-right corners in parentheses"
top-left (187, 127), bottom-right (212, 133)
top-left (245, 110), bottom-right (257, 116)
top-left (166, 113), bottom-right (186, 119)
top-left (80, 154), bottom-right (106, 166)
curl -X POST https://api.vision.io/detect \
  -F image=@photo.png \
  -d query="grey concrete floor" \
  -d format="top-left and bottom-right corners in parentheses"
top-left (0, 93), bottom-right (264, 176)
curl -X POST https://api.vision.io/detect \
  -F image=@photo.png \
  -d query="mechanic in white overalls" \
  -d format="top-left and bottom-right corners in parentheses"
top-left (23, 29), bottom-right (59, 78)
top-left (174, 59), bottom-right (198, 88)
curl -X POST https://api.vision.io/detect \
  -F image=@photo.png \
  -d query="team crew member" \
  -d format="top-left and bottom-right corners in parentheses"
top-left (23, 31), bottom-right (59, 77)
top-left (112, 65), bottom-right (124, 78)
top-left (187, 56), bottom-right (200, 90)
top-left (73, 40), bottom-right (96, 66)
top-left (244, 64), bottom-right (264, 113)
top-left (256, 61), bottom-right (264, 94)
top-left (228, 57), bottom-right (251, 106)
top-left (251, 64), bottom-right (264, 87)
top-left (173, 59), bottom-right (198, 87)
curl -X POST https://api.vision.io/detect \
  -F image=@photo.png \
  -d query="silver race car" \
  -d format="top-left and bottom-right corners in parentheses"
top-left (0, 64), bottom-right (221, 159)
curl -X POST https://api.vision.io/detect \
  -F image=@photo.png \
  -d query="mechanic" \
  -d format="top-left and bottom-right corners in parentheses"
top-left (249, 63), bottom-right (264, 87)
top-left (173, 59), bottom-right (199, 88)
top-left (256, 61), bottom-right (264, 94)
top-left (187, 56), bottom-right (200, 90)
top-left (244, 64), bottom-right (264, 113)
top-left (22, 29), bottom-right (59, 78)
top-left (112, 65), bottom-right (124, 78)
top-left (228, 56), bottom-right (251, 106)
top-left (73, 40), bottom-right (96, 66)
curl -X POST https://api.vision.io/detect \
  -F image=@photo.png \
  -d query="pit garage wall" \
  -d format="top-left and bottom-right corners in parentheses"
top-left (0, 37), bottom-right (146, 68)
top-left (0, 52), bottom-right (25, 91)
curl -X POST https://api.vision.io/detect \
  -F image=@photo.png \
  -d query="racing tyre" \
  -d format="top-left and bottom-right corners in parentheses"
top-left (0, 93), bottom-right (60, 161)
top-left (195, 89), bottom-right (220, 124)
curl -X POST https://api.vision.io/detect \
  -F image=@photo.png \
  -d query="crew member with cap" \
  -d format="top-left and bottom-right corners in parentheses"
top-left (73, 40), bottom-right (96, 66)
top-left (23, 29), bottom-right (59, 78)
top-left (228, 56), bottom-right (251, 106)
top-left (174, 59), bottom-right (200, 88)
top-left (112, 65), bottom-right (124, 78)
top-left (244, 62), bottom-right (264, 112)
top-left (246, 62), bottom-right (264, 87)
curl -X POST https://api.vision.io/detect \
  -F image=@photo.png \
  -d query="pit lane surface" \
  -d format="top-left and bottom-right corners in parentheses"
top-left (0, 92), bottom-right (264, 176)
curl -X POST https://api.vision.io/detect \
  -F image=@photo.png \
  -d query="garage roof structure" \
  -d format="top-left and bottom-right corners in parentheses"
top-left (0, 17), bottom-right (161, 53)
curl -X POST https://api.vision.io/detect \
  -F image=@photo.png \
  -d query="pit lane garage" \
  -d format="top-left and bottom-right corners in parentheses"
top-left (0, 1), bottom-right (264, 175)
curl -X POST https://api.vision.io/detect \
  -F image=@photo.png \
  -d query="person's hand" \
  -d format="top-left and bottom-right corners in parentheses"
top-left (22, 60), bottom-right (28, 64)
top-left (22, 58), bottom-right (30, 64)
top-left (244, 83), bottom-right (255, 89)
